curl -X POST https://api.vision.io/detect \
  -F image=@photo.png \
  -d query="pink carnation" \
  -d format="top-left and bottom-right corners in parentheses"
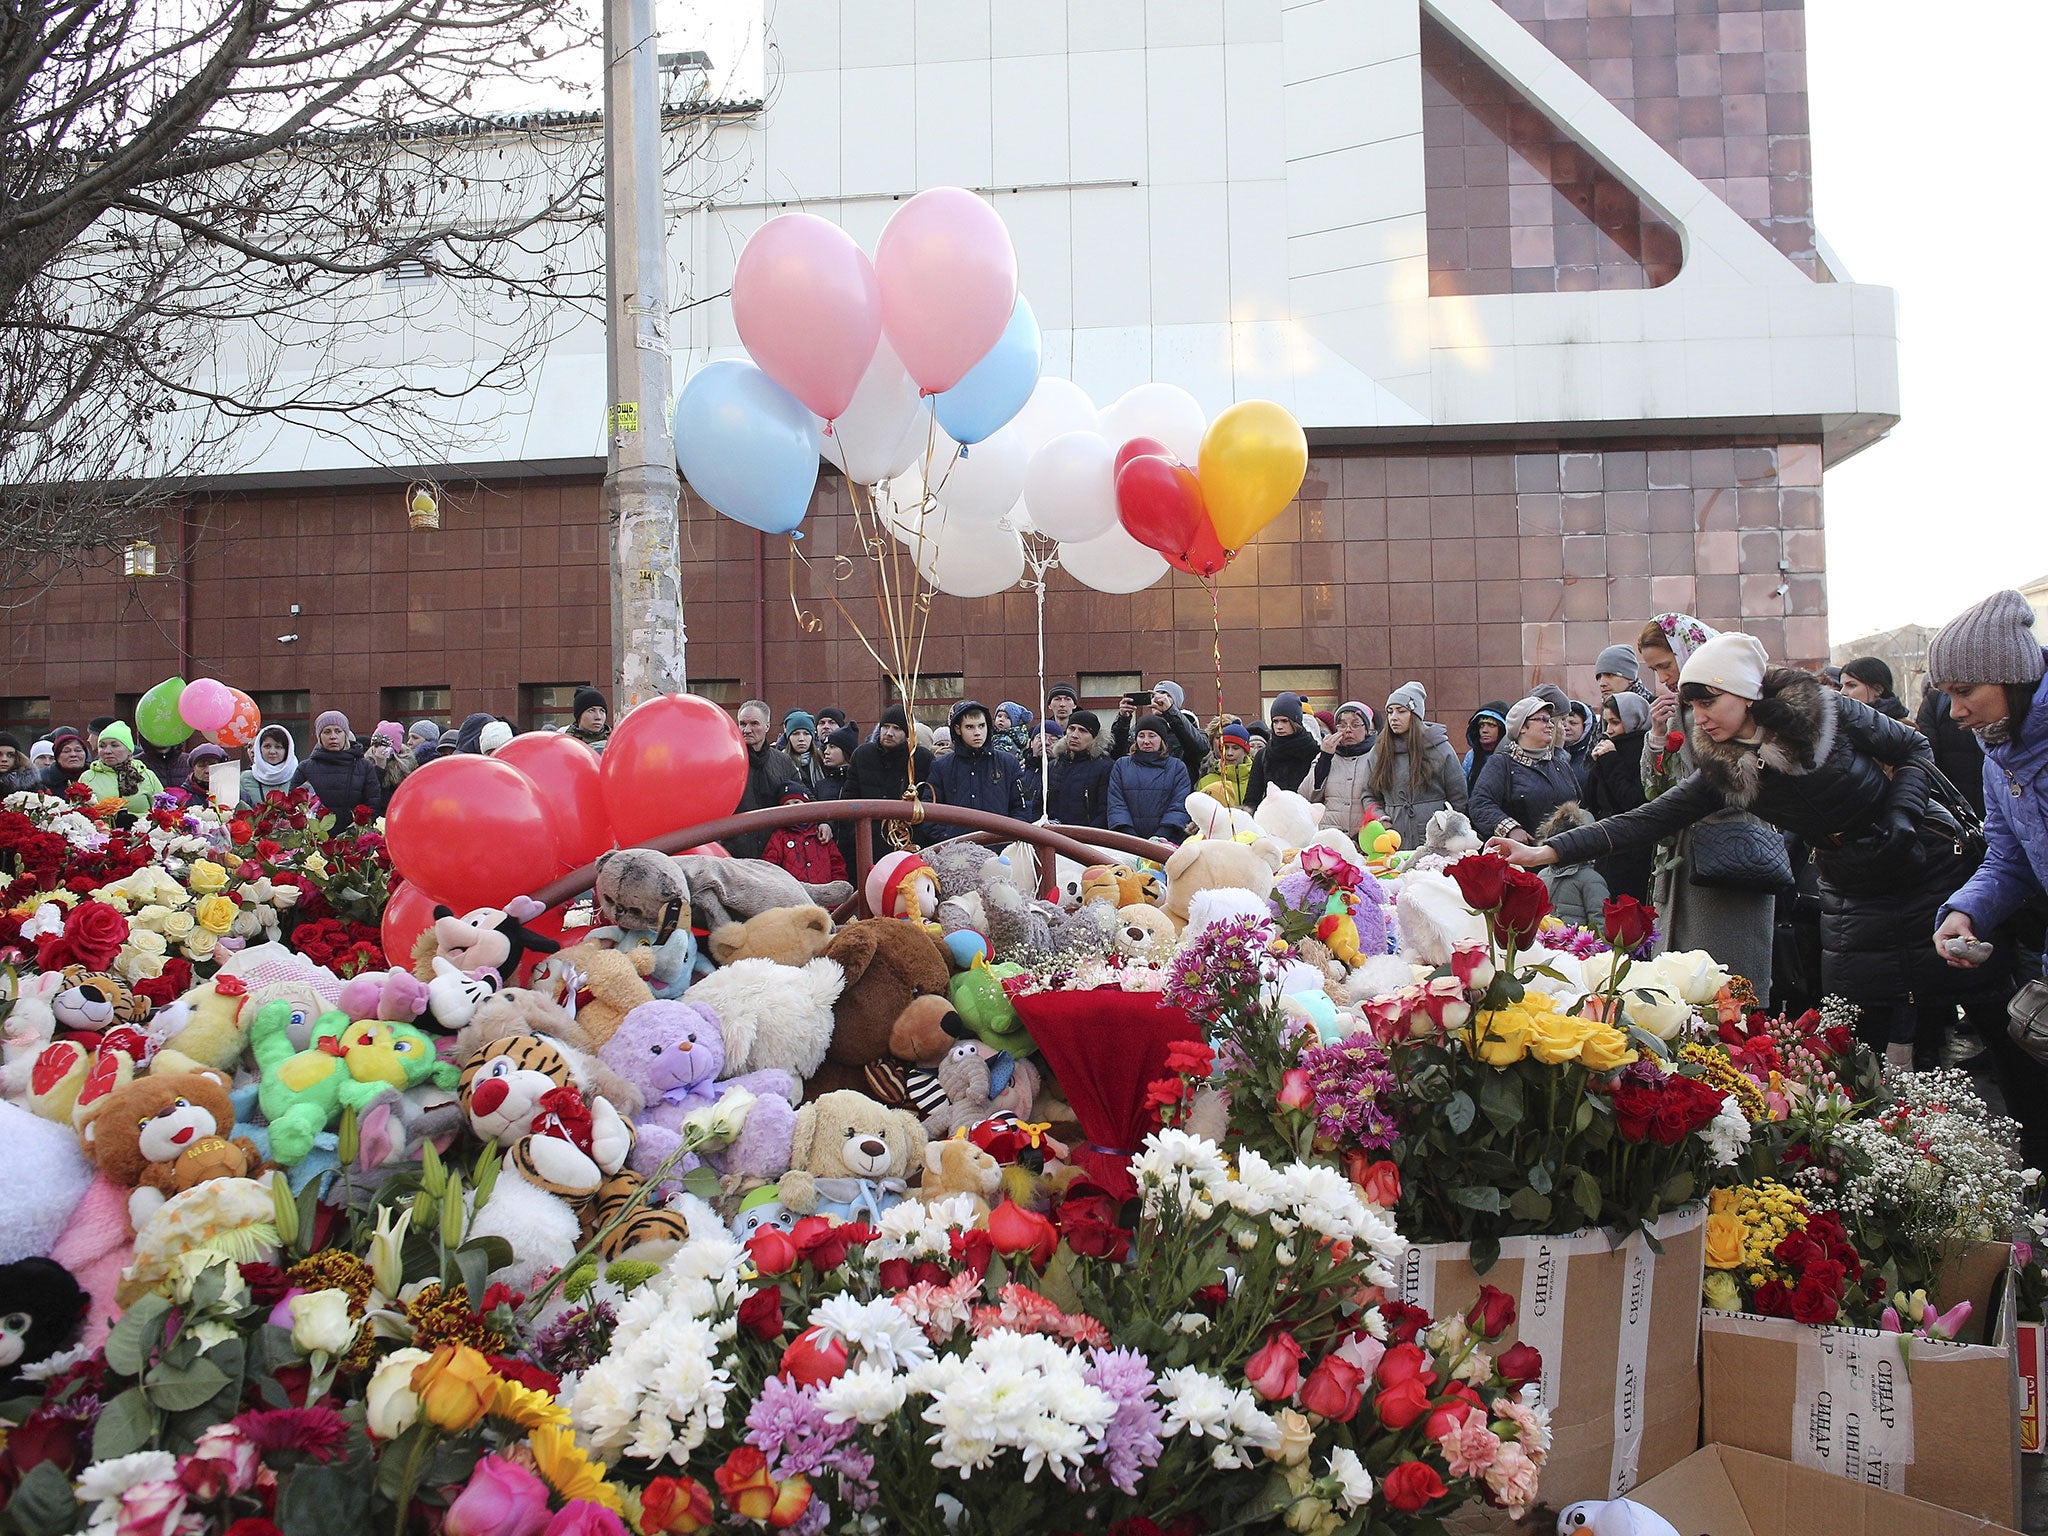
top-left (1435, 1413), bottom-right (1502, 1478)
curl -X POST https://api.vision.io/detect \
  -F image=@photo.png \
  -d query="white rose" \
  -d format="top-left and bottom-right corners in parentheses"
top-left (288, 1288), bottom-right (360, 1357)
top-left (272, 885), bottom-right (300, 910)
top-left (364, 1346), bottom-right (432, 1439)
top-left (1578, 951), bottom-right (1622, 992)
top-left (125, 930), bottom-right (167, 958)
top-left (1642, 950), bottom-right (1730, 1006)
top-left (184, 930), bottom-right (217, 959)
top-left (1623, 985), bottom-right (1692, 1041)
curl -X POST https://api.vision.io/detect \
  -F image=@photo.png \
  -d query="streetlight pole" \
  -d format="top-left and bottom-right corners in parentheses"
top-left (602, 0), bottom-right (685, 705)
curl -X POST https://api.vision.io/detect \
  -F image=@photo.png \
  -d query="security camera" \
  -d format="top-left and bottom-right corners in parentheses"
top-left (278, 633), bottom-right (299, 643)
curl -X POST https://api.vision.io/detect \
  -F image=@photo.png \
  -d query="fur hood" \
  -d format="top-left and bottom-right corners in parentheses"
top-left (1689, 666), bottom-right (1838, 807)
top-left (1535, 801), bottom-right (1595, 840)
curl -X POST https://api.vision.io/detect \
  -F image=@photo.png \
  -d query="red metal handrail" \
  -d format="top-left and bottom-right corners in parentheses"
top-left (525, 800), bottom-right (1176, 917)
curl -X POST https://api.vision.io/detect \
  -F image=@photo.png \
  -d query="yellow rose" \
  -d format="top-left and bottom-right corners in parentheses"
top-left (410, 1343), bottom-right (495, 1432)
top-left (1266, 1407), bottom-right (1314, 1467)
top-left (1525, 1011), bottom-right (1593, 1065)
top-left (1469, 1008), bottom-right (1530, 1067)
top-left (193, 894), bottom-right (238, 935)
top-left (1576, 1025), bottom-right (1638, 1072)
top-left (1702, 1270), bottom-right (1743, 1312)
top-left (303, 851), bottom-right (329, 880)
top-left (187, 859), bottom-right (229, 894)
top-left (1704, 1211), bottom-right (1746, 1270)
top-left (161, 910), bottom-right (196, 941)
top-left (1708, 1186), bottom-right (1738, 1217)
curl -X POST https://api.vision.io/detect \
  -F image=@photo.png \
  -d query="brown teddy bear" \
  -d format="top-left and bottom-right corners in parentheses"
top-left (805, 920), bottom-right (964, 1106)
top-left (77, 1070), bottom-right (262, 1230)
top-left (917, 1137), bottom-right (1000, 1218)
top-left (776, 1089), bottom-right (925, 1219)
top-left (529, 942), bottom-right (657, 1048)
top-left (707, 905), bottom-right (835, 968)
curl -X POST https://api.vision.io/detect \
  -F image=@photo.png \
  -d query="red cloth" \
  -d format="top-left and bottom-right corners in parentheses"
top-left (764, 826), bottom-right (846, 885)
top-left (1008, 987), bottom-right (1202, 1201)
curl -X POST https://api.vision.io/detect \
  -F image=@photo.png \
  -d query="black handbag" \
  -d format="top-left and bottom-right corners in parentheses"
top-left (1687, 815), bottom-right (1793, 892)
top-left (1923, 766), bottom-right (1989, 864)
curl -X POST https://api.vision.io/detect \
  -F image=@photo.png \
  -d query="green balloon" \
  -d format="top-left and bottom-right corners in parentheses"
top-left (136, 675), bottom-right (190, 747)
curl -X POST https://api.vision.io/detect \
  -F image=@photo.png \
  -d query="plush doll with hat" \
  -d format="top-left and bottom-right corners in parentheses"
top-left (730, 1184), bottom-right (793, 1242)
top-left (866, 850), bottom-right (941, 934)
top-left (588, 848), bottom-right (702, 999)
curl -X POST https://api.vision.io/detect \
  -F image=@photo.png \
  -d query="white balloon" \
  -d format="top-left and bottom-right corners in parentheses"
top-left (1098, 382), bottom-right (1207, 466)
top-left (1059, 519), bottom-right (1169, 594)
top-left (916, 514), bottom-right (1025, 598)
top-left (879, 465), bottom-right (931, 545)
top-left (1022, 430), bottom-right (1119, 543)
top-left (929, 422), bottom-right (1026, 523)
top-left (815, 336), bottom-right (927, 483)
top-left (1006, 377), bottom-right (1100, 459)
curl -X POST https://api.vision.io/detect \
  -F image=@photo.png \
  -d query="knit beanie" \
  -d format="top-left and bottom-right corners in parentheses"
top-left (572, 686), bottom-right (607, 719)
top-left (1246, 722), bottom-right (1271, 742)
top-left (1927, 590), bottom-right (2046, 689)
top-left (313, 710), bottom-right (350, 739)
top-left (878, 704), bottom-right (909, 732)
top-left (997, 701), bottom-right (1032, 729)
top-left (825, 725), bottom-right (859, 757)
top-left (410, 720), bottom-right (442, 745)
top-left (1220, 722), bottom-right (1251, 745)
top-left (1679, 632), bottom-right (1771, 700)
top-left (1530, 684), bottom-right (1572, 717)
top-left (373, 720), bottom-right (404, 750)
top-left (816, 706), bottom-right (848, 728)
top-left (1151, 680), bottom-right (1185, 712)
top-left (1067, 709), bottom-right (1101, 737)
top-left (1269, 692), bottom-right (1304, 727)
top-left (1594, 643), bottom-right (1641, 683)
top-left (29, 740), bottom-right (53, 764)
top-left (1134, 714), bottom-right (1172, 745)
top-left (1046, 682), bottom-right (1078, 705)
top-left (783, 710), bottom-right (817, 737)
top-left (1386, 681), bottom-right (1427, 717)
top-left (778, 782), bottom-right (812, 805)
top-left (479, 720), bottom-right (514, 753)
top-left (1502, 697), bottom-right (1554, 740)
top-left (1313, 709), bottom-right (1336, 733)
top-left (101, 721), bottom-right (135, 751)
top-left (1337, 700), bottom-right (1374, 729)
top-left (1839, 657), bottom-right (1894, 697)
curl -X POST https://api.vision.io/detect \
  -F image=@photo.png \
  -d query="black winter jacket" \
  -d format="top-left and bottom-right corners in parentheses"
top-left (1109, 751), bottom-right (1192, 840)
top-left (847, 739), bottom-right (936, 848)
top-left (1046, 748), bottom-right (1113, 829)
top-left (1245, 730), bottom-right (1319, 810)
top-left (1546, 669), bottom-right (1973, 1003)
top-left (929, 741), bottom-right (1026, 824)
top-left (294, 747), bottom-right (383, 819)
top-left (1468, 750), bottom-right (1582, 842)
top-left (1584, 727), bottom-right (1653, 901)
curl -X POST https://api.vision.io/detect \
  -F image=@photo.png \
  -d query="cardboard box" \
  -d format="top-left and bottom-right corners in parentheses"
top-left (1392, 1203), bottom-right (1705, 1507)
top-left (1701, 1243), bottom-right (2020, 1526)
top-left (2017, 1320), bottom-right (2042, 1455)
top-left (1631, 1444), bottom-right (2023, 1536)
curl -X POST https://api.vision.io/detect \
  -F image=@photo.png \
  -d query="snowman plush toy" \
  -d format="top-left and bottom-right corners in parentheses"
top-left (1558, 1501), bottom-right (1681, 1536)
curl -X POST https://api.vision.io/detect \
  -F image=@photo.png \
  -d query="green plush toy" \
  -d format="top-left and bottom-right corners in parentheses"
top-left (946, 960), bottom-right (1034, 1059)
top-left (251, 999), bottom-right (458, 1165)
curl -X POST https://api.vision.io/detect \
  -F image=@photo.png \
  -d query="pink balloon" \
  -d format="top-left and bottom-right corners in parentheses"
top-left (875, 188), bottom-right (1018, 395)
top-left (732, 213), bottom-right (882, 421)
top-left (178, 677), bottom-right (234, 733)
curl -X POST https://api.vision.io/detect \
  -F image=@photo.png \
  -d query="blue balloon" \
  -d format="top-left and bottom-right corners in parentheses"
top-left (674, 360), bottom-right (820, 534)
top-left (932, 294), bottom-right (1041, 445)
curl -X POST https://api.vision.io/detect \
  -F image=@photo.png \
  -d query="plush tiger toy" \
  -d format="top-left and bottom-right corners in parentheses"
top-left (458, 1032), bottom-right (688, 1286)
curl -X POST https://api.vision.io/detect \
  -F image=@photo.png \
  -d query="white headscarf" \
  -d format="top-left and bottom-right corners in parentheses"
top-left (249, 724), bottom-right (299, 787)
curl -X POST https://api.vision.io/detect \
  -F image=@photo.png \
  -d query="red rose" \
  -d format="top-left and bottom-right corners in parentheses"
top-left (1664, 729), bottom-right (1686, 753)
top-left (1343, 1152), bottom-right (1402, 1209)
top-left (238, 1262), bottom-right (290, 1306)
top-left (950, 1228), bottom-right (994, 1277)
top-left (1375, 1342), bottom-right (1435, 1388)
top-left (1466, 1284), bottom-right (1516, 1339)
top-left (1774, 1230), bottom-right (1822, 1272)
top-left (1060, 1209), bottom-right (1132, 1263)
top-left (1243, 1330), bottom-right (1306, 1402)
top-left (779, 1326), bottom-right (848, 1388)
top-left (352, 804), bottom-right (374, 825)
top-left (1601, 894), bottom-right (1655, 950)
top-left (1752, 1280), bottom-right (1793, 1318)
top-left (1378, 1300), bottom-right (1430, 1345)
top-left (484, 1355), bottom-right (562, 1395)
top-left (1297, 1355), bottom-right (1365, 1422)
top-left (1448, 854), bottom-right (1509, 911)
top-left (1375, 1376), bottom-right (1433, 1428)
top-left (1496, 1341), bottom-right (1543, 1388)
top-left (788, 1216), bottom-right (859, 1272)
top-left (987, 1199), bottom-right (1058, 1269)
top-left (1801, 1258), bottom-right (1846, 1298)
top-left (1382, 1461), bottom-right (1448, 1513)
top-left (747, 1226), bottom-right (799, 1277)
top-left (1789, 1277), bottom-right (1839, 1325)
top-left (1611, 1083), bottom-right (1657, 1143)
top-left (1494, 868), bottom-right (1552, 944)
top-left (1424, 1397), bottom-right (1478, 1440)
top-left (37, 900), bottom-right (128, 972)
top-left (737, 1285), bottom-right (787, 1342)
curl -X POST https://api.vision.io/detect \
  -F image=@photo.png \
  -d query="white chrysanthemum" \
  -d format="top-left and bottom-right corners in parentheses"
top-left (1328, 1447), bottom-right (1375, 1511)
top-left (1157, 1367), bottom-right (1233, 1439)
top-left (907, 1331), bottom-right (1111, 1484)
top-left (1705, 1096), bottom-right (1752, 1166)
top-left (1223, 1148), bottom-right (1287, 1217)
top-left (816, 1362), bottom-right (910, 1425)
top-left (74, 1452), bottom-right (180, 1503)
top-left (870, 1196), bottom-right (975, 1260)
top-left (570, 1307), bottom-right (733, 1467)
top-left (812, 1293), bottom-right (936, 1372)
top-left (1133, 1129), bottom-right (1231, 1219)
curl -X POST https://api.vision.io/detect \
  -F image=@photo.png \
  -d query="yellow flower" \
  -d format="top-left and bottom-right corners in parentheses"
top-left (1525, 1011), bottom-right (1595, 1065)
top-left (1468, 1007), bottom-right (1529, 1067)
top-left (529, 1422), bottom-right (624, 1512)
top-left (1265, 1407), bottom-right (1314, 1467)
top-left (487, 1374), bottom-right (571, 1431)
top-left (193, 894), bottom-right (238, 935)
top-left (303, 851), bottom-right (329, 879)
top-left (186, 859), bottom-right (229, 894)
top-left (1704, 1212), bottom-right (1746, 1270)
top-left (1576, 1025), bottom-right (1637, 1071)
top-left (1708, 1186), bottom-right (1738, 1217)
top-left (1702, 1270), bottom-right (1743, 1312)
top-left (410, 1343), bottom-right (495, 1431)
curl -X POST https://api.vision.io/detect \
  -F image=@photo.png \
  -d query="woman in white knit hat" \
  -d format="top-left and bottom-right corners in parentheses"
top-left (1496, 631), bottom-right (1976, 1071)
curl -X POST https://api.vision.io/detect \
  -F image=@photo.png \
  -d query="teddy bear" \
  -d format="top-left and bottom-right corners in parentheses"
top-left (682, 957), bottom-right (845, 1084)
top-left (251, 1001), bottom-right (457, 1165)
top-left (597, 999), bottom-right (798, 1186)
top-left (1406, 808), bottom-right (1483, 871)
top-left (1110, 903), bottom-right (1178, 965)
top-left (0, 1258), bottom-right (88, 1389)
top-left (145, 973), bottom-right (255, 1078)
top-left (916, 1138), bottom-right (1000, 1219)
top-left (670, 852), bottom-right (852, 931)
top-left (776, 1090), bottom-right (924, 1222)
top-left (458, 1032), bottom-right (688, 1290)
top-left (807, 920), bottom-right (965, 1106)
top-left (1251, 787), bottom-right (1325, 852)
top-left (528, 942), bottom-right (657, 1048)
top-left (76, 1069), bottom-right (263, 1230)
top-left (919, 1040), bottom-right (1043, 1139)
top-left (1078, 863), bottom-right (1165, 912)
top-left (706, 905), bottom-right (835, 969)
top-left (1161, 836), bottom-right (1281, 930)
top-left (1184, 790), bottom-right (1259, 844)
top-left (1390, 867), bottom-right (1490, 966)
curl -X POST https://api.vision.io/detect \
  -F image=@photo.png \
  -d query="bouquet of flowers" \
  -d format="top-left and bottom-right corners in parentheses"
top-left (228, 787), bottom-right (395, 928)
top-left (1683, 1001), bottom-right (1881, 1183)
top-left (566, 1131), bottom-right (1551, 1536)
top-left (1701, 1180), bottom-right (1872, 1325)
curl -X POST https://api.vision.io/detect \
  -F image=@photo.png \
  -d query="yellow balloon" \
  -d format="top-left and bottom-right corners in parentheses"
top-left (1197, 400), bottom-right (1308, 551)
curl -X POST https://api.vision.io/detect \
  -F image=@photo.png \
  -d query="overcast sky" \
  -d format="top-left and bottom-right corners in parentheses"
top-left (1805, 0), bottom-right (2048, 642)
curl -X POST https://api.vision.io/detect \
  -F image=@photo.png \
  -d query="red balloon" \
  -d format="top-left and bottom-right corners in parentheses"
top-left (494, 732), bottom-right (613, 871)
top-left (1166, 517), bottom-right (1231, 579)
top-left (380, 880), bottom-right (443, 971)
top-left (1116, 454), bottom-right (1208, 562)
top-left (599, 694), bottom-right (749, 847)
top-left (1112, 436), bottom-right (1170, 480)
top-left (385, 755), bottom-right (559, 912)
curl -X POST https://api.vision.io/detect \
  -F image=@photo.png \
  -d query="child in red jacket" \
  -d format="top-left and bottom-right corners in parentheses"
top-left (762, 782), bottom-right (847, 885)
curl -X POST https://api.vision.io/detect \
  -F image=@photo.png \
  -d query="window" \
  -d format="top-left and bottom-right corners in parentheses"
top-left (251, 690), bottom-right (313, 756)
top-left (1077, 673), bottom-right (1141, 710)
top-left (382, 686), bottom-right (451, 723)
top-left (0, 696), bottom-right (49, 742)
top-left (522, 683), bottom-right (593, 732)
top-left (1259, 666), bottom-right (1342, 722)
top-left (883, 673), bottom-right (963, 722)
top-left (383, 259), bottom-right (434, 288)
top-left (690, 679), bottom-right (743, 706)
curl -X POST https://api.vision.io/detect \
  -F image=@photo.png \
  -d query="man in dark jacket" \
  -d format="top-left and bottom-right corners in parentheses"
top-left (1045, 710), bottom-right (1113, 829)
top-left (846, 705), bottom-right (934, 855)
top-left (135, 731), bottom-right (193, 796)
top-left (728, 699), bottom-right (800, 859)
top-left (1108, 716), bottom-right (1192, 839)
top-left (293, 709), bottom-right (383, 819)
top-left (929, 700), bottom-right (1026, 837)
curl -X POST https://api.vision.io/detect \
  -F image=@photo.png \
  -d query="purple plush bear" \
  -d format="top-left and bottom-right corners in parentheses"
top-left (599, 998), bottom-right (798, 1189)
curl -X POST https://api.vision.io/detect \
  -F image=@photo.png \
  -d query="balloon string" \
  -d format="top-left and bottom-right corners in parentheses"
top-left (1207, 576), bottom-right (1224, 726)
top-left (786, 539), bottom-right (822, 634)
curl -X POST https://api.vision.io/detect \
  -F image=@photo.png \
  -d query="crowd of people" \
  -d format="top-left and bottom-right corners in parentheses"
top-left (9, 592), bottom-right (2048, 1157)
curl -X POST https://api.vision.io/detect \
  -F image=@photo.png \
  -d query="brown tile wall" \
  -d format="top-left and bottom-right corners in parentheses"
top-left (0, 441), bottom-right (1827, 740)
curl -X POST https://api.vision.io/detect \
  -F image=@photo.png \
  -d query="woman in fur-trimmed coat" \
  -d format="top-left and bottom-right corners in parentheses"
top-left (1501, 653), bottom-right (1975, 1068)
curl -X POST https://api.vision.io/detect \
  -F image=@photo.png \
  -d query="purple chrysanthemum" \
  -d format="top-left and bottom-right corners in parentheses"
top-left (1082, 1347), bottom-right (1164, 1495)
